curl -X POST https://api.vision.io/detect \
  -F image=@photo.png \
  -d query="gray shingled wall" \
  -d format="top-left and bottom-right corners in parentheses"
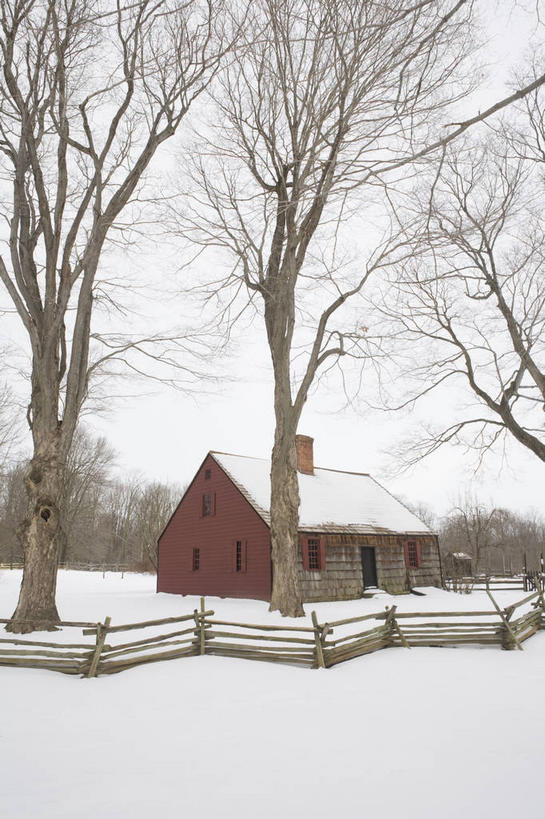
top-left (298, 533), bottom-right (442, 602)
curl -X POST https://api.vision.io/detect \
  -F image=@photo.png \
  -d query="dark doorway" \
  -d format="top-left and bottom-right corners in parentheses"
top-left (361, 547), bottom-right (378, 589)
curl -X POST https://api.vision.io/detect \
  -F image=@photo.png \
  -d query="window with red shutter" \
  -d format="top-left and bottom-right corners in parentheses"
top-left (301, 536), bottom-right (309, 570)
top-left (308, 538), bottom-right (320, 569)
top-left (404, 540), bottom-right (421, 569)
top-left (319, 537), bottom-right (326, 571)
top-left (302, 537), bottom-right (325, 571)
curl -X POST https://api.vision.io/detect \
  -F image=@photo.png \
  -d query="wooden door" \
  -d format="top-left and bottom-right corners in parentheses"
top-left (361, 547), bottom-right (378, 588)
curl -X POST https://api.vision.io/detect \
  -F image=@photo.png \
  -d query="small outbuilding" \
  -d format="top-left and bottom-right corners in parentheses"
top-left (444, 551), bottom-right (473, 577)
top-left (157, 436), bottom-right (442, 602)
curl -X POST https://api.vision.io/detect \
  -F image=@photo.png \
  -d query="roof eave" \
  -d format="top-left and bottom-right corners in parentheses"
top-left (298, 525), bottom-right (434, 536)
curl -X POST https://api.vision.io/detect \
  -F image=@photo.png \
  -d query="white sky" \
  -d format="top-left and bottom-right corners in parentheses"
top-left (88, 336), bottom-right (545, 518)
top-left (2, 0), bottom-right (544, 520)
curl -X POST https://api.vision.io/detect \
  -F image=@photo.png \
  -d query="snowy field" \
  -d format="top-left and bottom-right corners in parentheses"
top-left (1, 570), bottom-right (544, 819)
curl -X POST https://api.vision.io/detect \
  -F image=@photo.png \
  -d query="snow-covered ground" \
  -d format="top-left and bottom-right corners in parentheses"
top-left (1, 570), bottom-right (544, 819)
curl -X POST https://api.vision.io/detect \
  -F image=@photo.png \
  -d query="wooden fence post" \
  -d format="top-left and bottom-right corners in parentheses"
top-left (535, 583), bottom-right (545, 628)
top-left (385, 605), bottom-right (397, 645)
top-left (87, 616), bottom-right (111, 678)
top-left (311, 611), bottom-right (326, 669)
top-left (386, 605), bottom-right (411, 649)
top-left (486, 584), bottom-right (522, 651)
top-left (193, 599), bottom-right (207, 655)
top-left (200, 597), bottom-right (206, 655)
top-left (193, 608), bottom-right (200, 650)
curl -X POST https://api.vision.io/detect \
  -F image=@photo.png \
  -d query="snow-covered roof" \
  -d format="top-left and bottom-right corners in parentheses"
top-left (211, 451), bottom-right (432, 536)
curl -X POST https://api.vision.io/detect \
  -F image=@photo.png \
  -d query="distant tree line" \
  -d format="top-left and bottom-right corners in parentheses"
top-left (409, 499), bottom-right (545, 578)
top-left (2, 426), bottom-right (542, 580)
top-left (440, 503), bottom-right (545, 578)
top-left (0, 429), bottom-right (181, 572)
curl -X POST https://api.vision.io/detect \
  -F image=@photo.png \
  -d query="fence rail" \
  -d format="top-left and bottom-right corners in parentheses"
top-left (0, 562), bottom-right (135, 573)
top-left (1, 584), bottom-right (544, 677)
top-left (445, 573), bottom-right (544, 593)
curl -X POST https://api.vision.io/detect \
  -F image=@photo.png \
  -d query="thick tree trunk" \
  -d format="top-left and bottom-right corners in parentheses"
top-left (6, 429), bottom-right (64, 633)
top-left (268, 422), bottom-right (304, 617)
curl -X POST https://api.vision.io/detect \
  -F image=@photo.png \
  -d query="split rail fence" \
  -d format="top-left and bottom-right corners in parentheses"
top-left (445, 573), bottom-right (544, 593)
top-left (1, 585), bottom-right (544, 677)
top-left (0, 561), bottom-right (133, 574)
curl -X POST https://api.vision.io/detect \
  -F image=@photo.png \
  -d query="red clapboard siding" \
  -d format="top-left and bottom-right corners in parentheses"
top-left (157, 454), bottom-right (271, 601)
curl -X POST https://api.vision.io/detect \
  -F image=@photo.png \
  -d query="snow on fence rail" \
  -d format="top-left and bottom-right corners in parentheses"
top-left (1, 586), bottom-right (544, 677)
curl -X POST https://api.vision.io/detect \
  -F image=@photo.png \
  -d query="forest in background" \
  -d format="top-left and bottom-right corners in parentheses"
top-left (1, 426), bottom-right (543, 577)
top-left (0, 428), bottom-right (181, 572)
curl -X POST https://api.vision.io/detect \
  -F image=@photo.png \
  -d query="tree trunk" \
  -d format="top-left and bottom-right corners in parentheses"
top-left (268, 423), bottom-right (304, 617)
top-left (6, 429), bottom-right (64, 633)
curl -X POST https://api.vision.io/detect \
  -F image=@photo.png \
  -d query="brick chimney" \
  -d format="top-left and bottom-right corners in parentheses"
top-left (295, 435), bottom-right (314, 475)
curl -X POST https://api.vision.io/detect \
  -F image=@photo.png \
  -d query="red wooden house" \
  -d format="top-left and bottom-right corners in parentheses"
top-left (157, 436), bottom-right (442, 602)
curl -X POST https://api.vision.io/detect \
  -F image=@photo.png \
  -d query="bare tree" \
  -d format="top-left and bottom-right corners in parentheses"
top-left (0, 0), bottom-right (233, 632)
top-left (439, 499), bottom-right (545, 575)
top-left (0, 429), bottom-right (181, 568)
top-left (381, 130), bottom-right (545, 468)
top-left (401, 499), bottom-right (437, 531)
top-left (441, 498), bottom-right (503, 573)
top-left (101, 477), bottom-right (141, 567)
top-left (173, 0), bottom-right (479, 615)
top-left (0, 381), bottom-right (22, 471)
top-left (0, 461), bottom-right (26, 564)
top-left (58, 428), bottom-right (115, 564)
top-left (95, 477), bottom-right (179, 568)
top-left (132, 481), bottom-right (180, 570)
top-left (0, 428), bottom-right (113, 566)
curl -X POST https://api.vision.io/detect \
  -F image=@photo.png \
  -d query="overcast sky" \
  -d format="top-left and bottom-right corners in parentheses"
top-left (2, 0), bottom-right (544, 520)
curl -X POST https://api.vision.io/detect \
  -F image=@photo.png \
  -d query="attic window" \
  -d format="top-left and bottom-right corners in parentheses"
top-left (404, 540), bottom-right (421, 569)
top-left (202, 493), bottom-right (215, 517)
top-left (192, 548), bottom-right (200, 571)
top-left (235, 540), bottom-right (242, 572)
top-left (205, 469), bottom-right (211, 480)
